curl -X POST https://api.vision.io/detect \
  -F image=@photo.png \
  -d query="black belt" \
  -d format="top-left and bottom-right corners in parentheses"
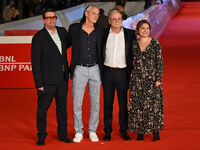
top-left (78, 63), bottom-right (96, 67)
top-left (104, 65), bottom-right (126, 70)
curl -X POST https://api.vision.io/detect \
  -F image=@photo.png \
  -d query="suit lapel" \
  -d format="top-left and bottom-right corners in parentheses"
top-left (57, 27), bottom-right (65, 55)
top-left (103, 28), bottom-right (110, 59)
top-left (123, 28), bottom-right (129, 59)
top-left (77, 24), bottom-right (82, 53)
top-left (43, 27), bottom-right (61, 55)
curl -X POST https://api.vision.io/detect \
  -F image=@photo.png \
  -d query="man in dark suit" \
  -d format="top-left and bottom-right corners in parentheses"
top-left (31, 8), bottom-right (72, 146)
top-left (102, 9), bottom-right (136, 141)
top-left (66, 5), bottom-right (104, 143)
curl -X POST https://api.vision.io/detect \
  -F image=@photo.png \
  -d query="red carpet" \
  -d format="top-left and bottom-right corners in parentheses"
top-left (1, 2), bottom-right (200, 150)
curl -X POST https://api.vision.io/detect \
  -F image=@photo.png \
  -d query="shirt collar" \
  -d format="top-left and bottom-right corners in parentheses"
top-left (109, 27), bottom-right (123, 34)
top-left (45, 27), bottom-right (57, 35)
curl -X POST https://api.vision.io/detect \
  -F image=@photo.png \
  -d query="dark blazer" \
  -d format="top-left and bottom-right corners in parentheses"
top-left (102, 27), bottom-right (136, 87)
top-left (31, 26), bottom-right (69, 88)
top-left (66, 23), bottom-right (104, 79)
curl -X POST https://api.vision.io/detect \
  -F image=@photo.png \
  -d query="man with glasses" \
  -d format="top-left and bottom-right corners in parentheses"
top-left (31, 8), bottom-right (73, 146)
top-left (102, 9), bottom-right (136, 141)
top-left (66, 5), bottom-right (103, 143)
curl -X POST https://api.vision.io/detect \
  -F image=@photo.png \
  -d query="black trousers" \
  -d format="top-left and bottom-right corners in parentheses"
top-left (102, 66), bottom-right (128, 134)
top-left (36, 78), bottom-right (68, 139)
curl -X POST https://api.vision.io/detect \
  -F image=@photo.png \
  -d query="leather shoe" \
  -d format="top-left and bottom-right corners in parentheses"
top-left (153, 132), bottom-right (160, 141)
top-left (103, 134), bottom-right (111, 141)
top-left (137, 134), bottom-right (144, 141)
top-left (120, 132), bottom-right (131, 141)
top-left (36, 138), bottom-right (45, 146)
top-left (59, 136), bottom-right (73, 143)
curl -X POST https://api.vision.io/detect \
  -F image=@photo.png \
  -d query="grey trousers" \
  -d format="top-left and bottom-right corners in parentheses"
top-left (72, 65), bottom-right (101, 134)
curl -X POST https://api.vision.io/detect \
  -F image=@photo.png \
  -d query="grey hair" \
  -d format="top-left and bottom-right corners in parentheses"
top-left (108, 9), bottom-right (122, 18)
top-left (85, 5), bottom-right (99, 12)
top-left (80, 5), bottom-right (99, 23)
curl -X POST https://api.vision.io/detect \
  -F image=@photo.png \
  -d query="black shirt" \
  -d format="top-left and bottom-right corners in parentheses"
top-left (79, 29), bottom-right (98, 65)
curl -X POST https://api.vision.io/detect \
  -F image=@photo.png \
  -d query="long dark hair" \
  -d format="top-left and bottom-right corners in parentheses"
top-left (80, 13), bottom-right (86, 23)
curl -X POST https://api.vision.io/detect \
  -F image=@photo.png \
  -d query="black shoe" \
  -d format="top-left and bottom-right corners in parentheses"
top-left (120, 132), bottom-right (131, 141)
top-left (153, 132), bottom-right (160, 141)
top-left (36, 138), bottom-right (45, 146)
top-left (137, 134), bottom-right (144, 141)
top-left (59, 136), bottom-right (73, 143)
top-left (103, 134), bottom-right (111, 141)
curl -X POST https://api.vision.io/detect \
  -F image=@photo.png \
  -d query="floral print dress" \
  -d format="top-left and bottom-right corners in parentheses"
top-left (128, 38), bottom-right (164, 134)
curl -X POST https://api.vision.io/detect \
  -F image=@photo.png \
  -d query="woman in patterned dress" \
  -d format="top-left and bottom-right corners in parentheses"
top-left (128, 20), bottom-right (163, 141)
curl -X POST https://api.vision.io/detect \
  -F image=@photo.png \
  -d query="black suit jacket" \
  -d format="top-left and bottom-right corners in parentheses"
top-left (66, 23), bottom-right (104, 79)
top-left (102, 27), bottom-right (136, 87)
top-left (31, 26), bottom-right (69, 88)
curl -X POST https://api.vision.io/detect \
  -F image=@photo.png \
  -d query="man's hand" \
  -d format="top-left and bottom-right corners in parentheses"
top-left (38, 87), bottom-right (44, 91)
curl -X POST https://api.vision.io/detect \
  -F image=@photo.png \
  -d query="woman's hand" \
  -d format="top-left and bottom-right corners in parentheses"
top-left (155, 81), bottom-right (161, 87)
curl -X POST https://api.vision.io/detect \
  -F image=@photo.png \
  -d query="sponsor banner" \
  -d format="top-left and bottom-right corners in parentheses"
top-left (0, 36), bottom-right (72, 88)
top-left (0, 44), bottom-right (34, 88)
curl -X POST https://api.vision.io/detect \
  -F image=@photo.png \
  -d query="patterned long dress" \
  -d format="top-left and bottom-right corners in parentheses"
top-left (128, 38), bottom-right (164, 134)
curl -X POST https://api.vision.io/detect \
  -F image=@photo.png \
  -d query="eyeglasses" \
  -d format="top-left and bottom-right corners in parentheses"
top-left (44, 16), bottom-right (57, 21)
top-left (110, 18), bottom-right (122, 22)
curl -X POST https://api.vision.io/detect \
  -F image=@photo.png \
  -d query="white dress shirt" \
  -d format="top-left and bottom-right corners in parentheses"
top-left (104, 27), bottom-right (126, 68)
